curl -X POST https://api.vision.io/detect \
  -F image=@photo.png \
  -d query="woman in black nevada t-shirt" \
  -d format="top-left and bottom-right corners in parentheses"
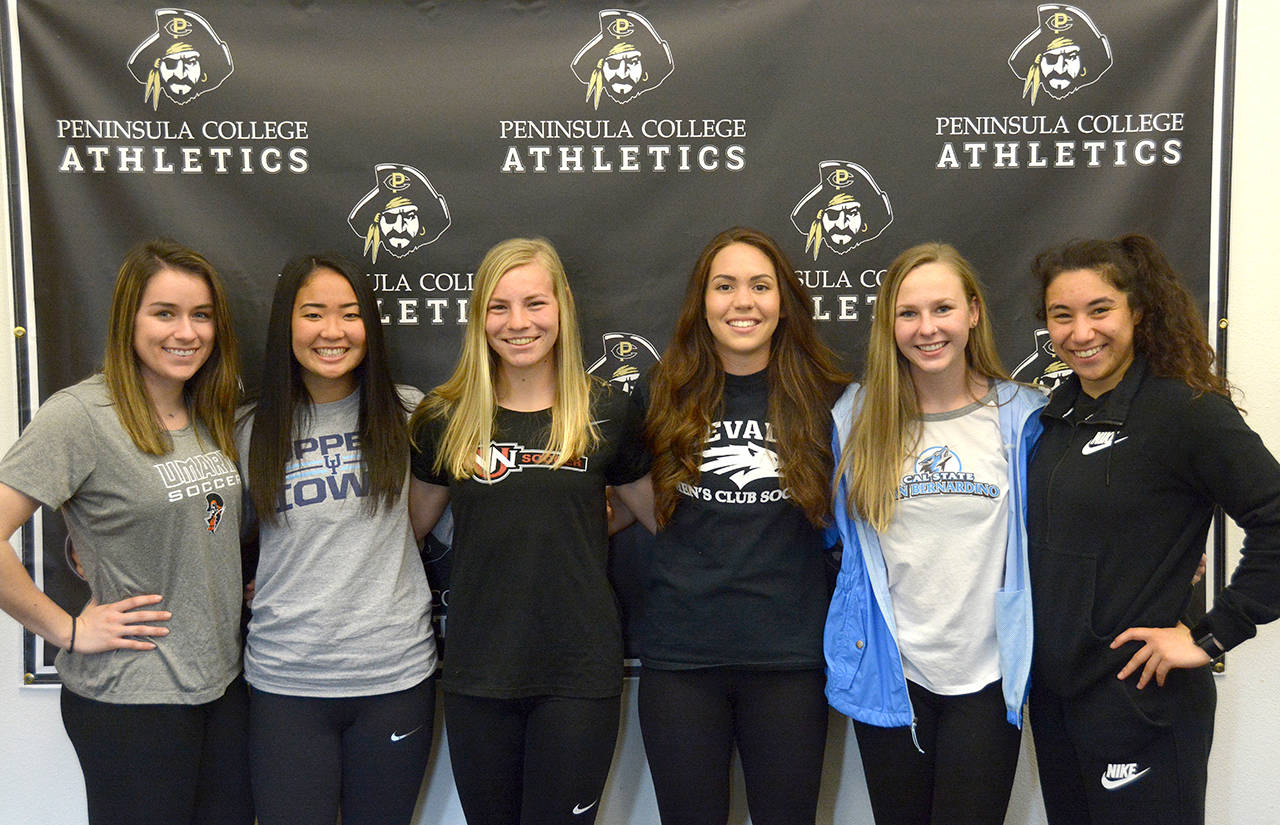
top-left (631, 227), bottom-right (847, 825)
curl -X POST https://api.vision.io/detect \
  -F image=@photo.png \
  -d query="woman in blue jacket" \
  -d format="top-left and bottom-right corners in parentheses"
top-left (825, 242), bottom-right (1044, 825)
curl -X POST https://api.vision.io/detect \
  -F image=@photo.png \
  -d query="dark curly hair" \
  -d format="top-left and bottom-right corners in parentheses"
top-left (1032, 233), bottom-right (1229, 398)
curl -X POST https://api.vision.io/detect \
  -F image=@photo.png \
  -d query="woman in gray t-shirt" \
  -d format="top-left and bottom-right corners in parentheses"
top-left (240, 252), bottom-right (436, 825)
top-left (0, 239), bottom-right (252, 825)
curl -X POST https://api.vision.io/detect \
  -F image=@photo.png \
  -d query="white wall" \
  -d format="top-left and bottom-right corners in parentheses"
top-left (2, 1), bottom-right (1278, 822)
top-left (1203, 0), bottom-right (1280, 820)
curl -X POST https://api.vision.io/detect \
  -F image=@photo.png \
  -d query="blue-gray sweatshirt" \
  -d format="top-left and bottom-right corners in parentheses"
top-left (824, 380), bottom-right (1046, 728)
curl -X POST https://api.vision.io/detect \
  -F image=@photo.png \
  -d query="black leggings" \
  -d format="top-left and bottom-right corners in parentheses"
top-left (442, 690), bottom-right (621, 825)
top-left (851, 679), bottom-right (1021, 825)
top-left (59, 676), bottom-right (253, 825)
top-left (637, 667), bottom-right (829, 825)
top-left (248, 675), bottom-right (436, 825)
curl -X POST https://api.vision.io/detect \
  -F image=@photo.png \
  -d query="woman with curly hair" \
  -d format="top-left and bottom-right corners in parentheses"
top-left (1026, 233), bottom-right (1280, 825)
top-left (637, 226), bottom-right (847, 825)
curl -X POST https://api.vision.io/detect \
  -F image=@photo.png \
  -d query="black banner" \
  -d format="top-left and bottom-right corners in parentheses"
top-left (5, 0), bottom-right (1224, 676)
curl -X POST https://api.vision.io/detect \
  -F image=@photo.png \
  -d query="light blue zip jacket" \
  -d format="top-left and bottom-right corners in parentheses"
top-left (823, 380), bottom-right (1046, 729)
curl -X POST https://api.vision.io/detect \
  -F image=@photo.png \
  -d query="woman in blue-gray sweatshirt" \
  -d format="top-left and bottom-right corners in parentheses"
top-left (825, 242), bottom-right (1044, 825)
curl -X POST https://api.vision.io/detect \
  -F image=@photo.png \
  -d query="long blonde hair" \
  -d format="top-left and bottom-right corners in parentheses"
top-left (837, 242), bottom-right (1008, 531)
top-left (412, 238), bottom-right (598, 478)
top-left (102, 239), bottom-right (240, 458)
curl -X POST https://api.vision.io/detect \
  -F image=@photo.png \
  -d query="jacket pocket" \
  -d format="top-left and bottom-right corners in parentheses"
top-left (1032, 546), bottom-right (1107, 689)
top-left (823, 568), bottom-right (867, 690)
top-left (1068, 673), bottom-right (1178, 758)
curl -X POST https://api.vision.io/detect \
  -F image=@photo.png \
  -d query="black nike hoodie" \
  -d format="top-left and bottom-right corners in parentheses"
top-left (1027, 355), bottom-right (1280, 697)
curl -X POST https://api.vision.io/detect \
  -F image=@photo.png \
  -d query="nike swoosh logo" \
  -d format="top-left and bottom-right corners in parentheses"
top-left (1081, 436), bottom-right (1128, 455)
top-left (389, 725), bottom-right (424, 742)
top-left (1100, 766), bottom-right (1150, 790)
top-left (590, 419), bottom-right (611, 426)
top-left (572, 800), bottom-right (598, 815)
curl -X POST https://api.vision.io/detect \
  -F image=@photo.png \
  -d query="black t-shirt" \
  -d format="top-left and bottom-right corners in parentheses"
top-left (641, 370), bottom-right (830, 670)
top-left (411, 383), bottom-right (650, 698)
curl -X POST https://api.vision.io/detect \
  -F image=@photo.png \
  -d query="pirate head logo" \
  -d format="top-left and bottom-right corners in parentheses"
top-left (587, 332), bottom-right (661, 395)
top-left (347, 164), bottom-right (451, 264)
top-left (571, 10), bottom-right (674, 110)
top-left (1011, 328), bottom-right (1074, 391)
top-left (205, 492), bottom-right (224, 533)
top-left (790, 161), bottom-right (893, 261)
top-left (127, 9), bottom-right (233, 110)
top-left (1008, 5), bottom-right (1112, 106)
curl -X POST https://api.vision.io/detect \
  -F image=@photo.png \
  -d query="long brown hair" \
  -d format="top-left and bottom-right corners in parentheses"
top-left (647, 227), bottom-right (848, 527)
top-left (102, 239), bottom-right (240, 457)
top-left (837, 242), bottom-right (1009, 532)
top-left (1032, 233), bottom-right (1229, 397)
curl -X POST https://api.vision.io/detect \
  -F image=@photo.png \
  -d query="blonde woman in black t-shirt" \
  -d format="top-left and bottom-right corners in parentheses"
top-left (408, 237), bottom-right (652, 825)
top-left (632, 227), bottom-right (847, 825)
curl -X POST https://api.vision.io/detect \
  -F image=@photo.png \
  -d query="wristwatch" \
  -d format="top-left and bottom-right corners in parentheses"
top-left (1194, 631), bottom-right (1225, 659)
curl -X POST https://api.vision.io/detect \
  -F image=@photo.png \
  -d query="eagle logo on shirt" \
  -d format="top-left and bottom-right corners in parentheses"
top-left (700, 442), bottom-right (779, 489)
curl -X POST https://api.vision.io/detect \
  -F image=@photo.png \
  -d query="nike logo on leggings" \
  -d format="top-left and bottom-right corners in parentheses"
top-left (572, 800), bottom-right (598, 815)
top-left (389, 725), bottom-right (424, 742)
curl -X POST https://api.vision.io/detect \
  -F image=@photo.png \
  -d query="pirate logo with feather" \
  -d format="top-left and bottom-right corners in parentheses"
top-left (571, 10), bottom-right (674, 110)
top-left (126, 8), bottom-right (233, 110)
top-left (347, 164), bottom-right (451, 264)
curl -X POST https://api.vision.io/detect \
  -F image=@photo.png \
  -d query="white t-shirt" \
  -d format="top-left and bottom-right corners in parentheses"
top-left (879, 389), bottom-right (1009, 695)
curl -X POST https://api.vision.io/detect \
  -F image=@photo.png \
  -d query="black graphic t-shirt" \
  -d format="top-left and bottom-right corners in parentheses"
top-left (410, 383), bottom-right (649, 698)
top-left (640, 370), bottom-right (829, 670)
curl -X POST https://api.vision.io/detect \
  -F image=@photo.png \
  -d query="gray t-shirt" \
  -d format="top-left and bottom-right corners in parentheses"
top-left (238, 386), bottom-right (436, 697)
top-left (0, 375), bottom-right (244, 704)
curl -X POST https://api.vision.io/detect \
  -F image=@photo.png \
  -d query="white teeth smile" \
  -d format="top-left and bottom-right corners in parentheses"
top-left (728, 320), bottom-right (757, 328)
top-left (165, 348), bottom-right (197, 357)
top-left (315, 347), bottom-right (347, 357)
top-left (507, 337), bottom-right (537, 345)
top-left (918, 342), bottom-right (946, 352)
top-left (1073, 345), bottom-right (1103, 358)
